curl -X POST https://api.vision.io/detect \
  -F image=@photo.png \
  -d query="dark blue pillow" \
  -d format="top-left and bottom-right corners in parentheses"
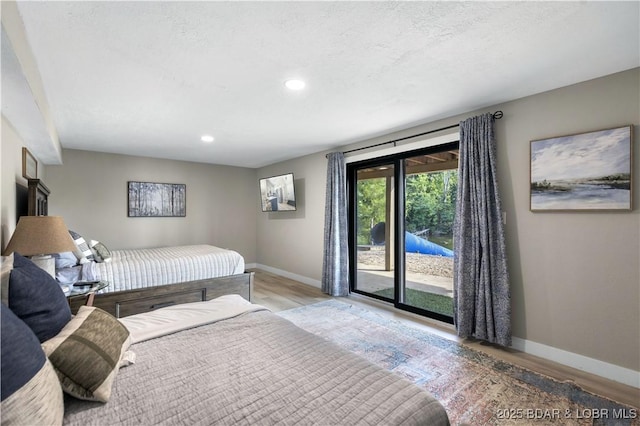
top-left (9, 253), bottom-right (71, 342)
top-left (1, 303), bottom-right (46, 400)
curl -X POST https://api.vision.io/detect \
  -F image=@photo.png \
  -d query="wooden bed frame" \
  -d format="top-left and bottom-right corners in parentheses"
top-left (68, 272), bottom-right (254, 318)
top-left (17, 178), bottom-right (253, 319)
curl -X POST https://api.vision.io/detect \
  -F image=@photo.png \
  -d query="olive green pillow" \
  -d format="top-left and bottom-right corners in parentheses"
top-left (41, 306), bottom-right (132, 402)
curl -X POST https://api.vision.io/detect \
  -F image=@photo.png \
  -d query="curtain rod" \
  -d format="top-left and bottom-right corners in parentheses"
top-left (328, 110), bottom-right (503, 158)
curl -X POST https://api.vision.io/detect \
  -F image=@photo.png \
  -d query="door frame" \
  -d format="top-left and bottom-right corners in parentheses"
top-left (347, 142), bottom-right (458, 324)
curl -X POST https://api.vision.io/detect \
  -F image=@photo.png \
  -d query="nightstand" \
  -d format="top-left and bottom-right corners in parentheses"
top-left (67, 281), bottom-right (109, 307)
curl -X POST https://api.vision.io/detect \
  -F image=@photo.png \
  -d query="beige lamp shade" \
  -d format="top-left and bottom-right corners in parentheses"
top-left (2, 216), bottom-right (77, 256)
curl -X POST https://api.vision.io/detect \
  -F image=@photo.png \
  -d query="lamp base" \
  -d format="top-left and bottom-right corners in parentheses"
top-left (30, 255), bottom-right (55, 278)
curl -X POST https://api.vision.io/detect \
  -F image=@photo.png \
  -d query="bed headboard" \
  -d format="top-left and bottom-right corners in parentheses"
top-left (16, 178), bottom-right (50, 220)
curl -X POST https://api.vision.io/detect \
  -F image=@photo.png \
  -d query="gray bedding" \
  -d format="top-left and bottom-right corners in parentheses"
top-left (63, 310), bottom-right (449, 425)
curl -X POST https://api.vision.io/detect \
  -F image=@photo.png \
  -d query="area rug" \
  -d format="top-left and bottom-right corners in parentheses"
top-left (277, 300), bottom-right (638, 426)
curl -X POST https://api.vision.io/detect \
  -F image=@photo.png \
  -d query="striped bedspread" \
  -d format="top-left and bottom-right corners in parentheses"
top-left (83, 245), bottom-right (245, 293)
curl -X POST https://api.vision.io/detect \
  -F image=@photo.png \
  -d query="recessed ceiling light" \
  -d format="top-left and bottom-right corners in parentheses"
top-left (285, 79), bottom-right (306, 90)
top-left (201, 135), bottom-right (215, 143)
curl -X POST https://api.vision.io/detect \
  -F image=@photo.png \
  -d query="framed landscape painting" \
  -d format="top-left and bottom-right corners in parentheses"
top-left (530, 125), bottom-right (633, 211)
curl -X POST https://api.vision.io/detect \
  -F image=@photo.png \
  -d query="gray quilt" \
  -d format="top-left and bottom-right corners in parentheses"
top-left (63, 310), bottom-right (449, 425)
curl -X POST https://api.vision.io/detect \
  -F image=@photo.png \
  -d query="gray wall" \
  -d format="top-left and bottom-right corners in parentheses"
top-left (256, 68), bottom-right (640, 372)
top-left (256, 154), bottom-right (328, 281)
top-left (44, 150), bottom-right (258, 262)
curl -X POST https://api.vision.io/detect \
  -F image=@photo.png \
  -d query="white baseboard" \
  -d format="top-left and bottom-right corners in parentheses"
top-left (511, 337), bottom-right (639, 389)
top-left (250, 264), bottom-right (639, 389)
top-left (250, 264), bottom-right (322, 288)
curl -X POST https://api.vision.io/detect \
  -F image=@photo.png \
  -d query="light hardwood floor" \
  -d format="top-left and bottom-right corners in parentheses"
top-left (250, 268), bottom-right (639, 409)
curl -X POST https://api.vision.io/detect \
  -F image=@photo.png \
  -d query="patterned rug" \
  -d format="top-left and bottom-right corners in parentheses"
top-left (277, 300), bottom-right (638, 426)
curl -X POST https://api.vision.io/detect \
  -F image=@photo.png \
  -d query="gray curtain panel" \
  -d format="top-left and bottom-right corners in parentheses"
top-left (321, 152), bottom-right (349, 296)
top-left (453, 113), bottom-right (511, 347)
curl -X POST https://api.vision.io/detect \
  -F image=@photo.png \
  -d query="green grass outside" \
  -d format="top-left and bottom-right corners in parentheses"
top-left (373, 288), bottom-right (454, 317)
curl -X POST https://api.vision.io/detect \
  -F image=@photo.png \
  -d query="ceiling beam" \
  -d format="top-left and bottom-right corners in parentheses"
top-left (1, 1), bottom-right (62, 165)
top-left (407, 160), bottom-right (458, 174)
top-left (357, 160), bottom-right (458, 180)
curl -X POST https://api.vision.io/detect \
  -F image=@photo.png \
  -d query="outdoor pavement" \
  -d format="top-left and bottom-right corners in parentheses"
top-left (356, 267), bottom-right (453, 296)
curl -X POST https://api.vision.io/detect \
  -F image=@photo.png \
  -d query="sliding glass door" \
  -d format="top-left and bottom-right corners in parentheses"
top-left (401, 151), bottom-right (457, 320)
top-left (348, 142), bottom-right (458, 323)
top-left (352, 163), bottom-right (396, 299)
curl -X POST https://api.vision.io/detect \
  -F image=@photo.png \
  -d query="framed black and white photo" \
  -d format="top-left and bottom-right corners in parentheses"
top-left (530, 125), bottom-right (633, 211)
top-left (128, 181), bottom-right (186, 217)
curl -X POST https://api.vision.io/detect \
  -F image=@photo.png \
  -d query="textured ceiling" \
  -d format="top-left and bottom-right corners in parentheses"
top-left (7, 1), bottom-right (640, 168)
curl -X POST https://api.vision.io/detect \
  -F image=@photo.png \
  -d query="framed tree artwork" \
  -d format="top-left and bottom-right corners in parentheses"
top-left (127, 181), bottom-right (186, 217)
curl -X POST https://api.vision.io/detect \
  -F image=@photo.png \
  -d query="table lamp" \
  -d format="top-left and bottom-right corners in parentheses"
top-left (2, 216), bottom-right (77, 277)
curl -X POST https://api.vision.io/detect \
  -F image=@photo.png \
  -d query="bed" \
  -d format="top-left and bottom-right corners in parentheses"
top-left (62, 243), bottom-right (253, 318)
top-left (15, 179), bottom-right (253, 318)
top-left (59, 237), bottom-right (253, 317)
top-left (2, 254), bottom-right (450, 426)
top-left (76, 244), bottom-right (246, 293)
top-left (57, 237), bottom-right (246, 293)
